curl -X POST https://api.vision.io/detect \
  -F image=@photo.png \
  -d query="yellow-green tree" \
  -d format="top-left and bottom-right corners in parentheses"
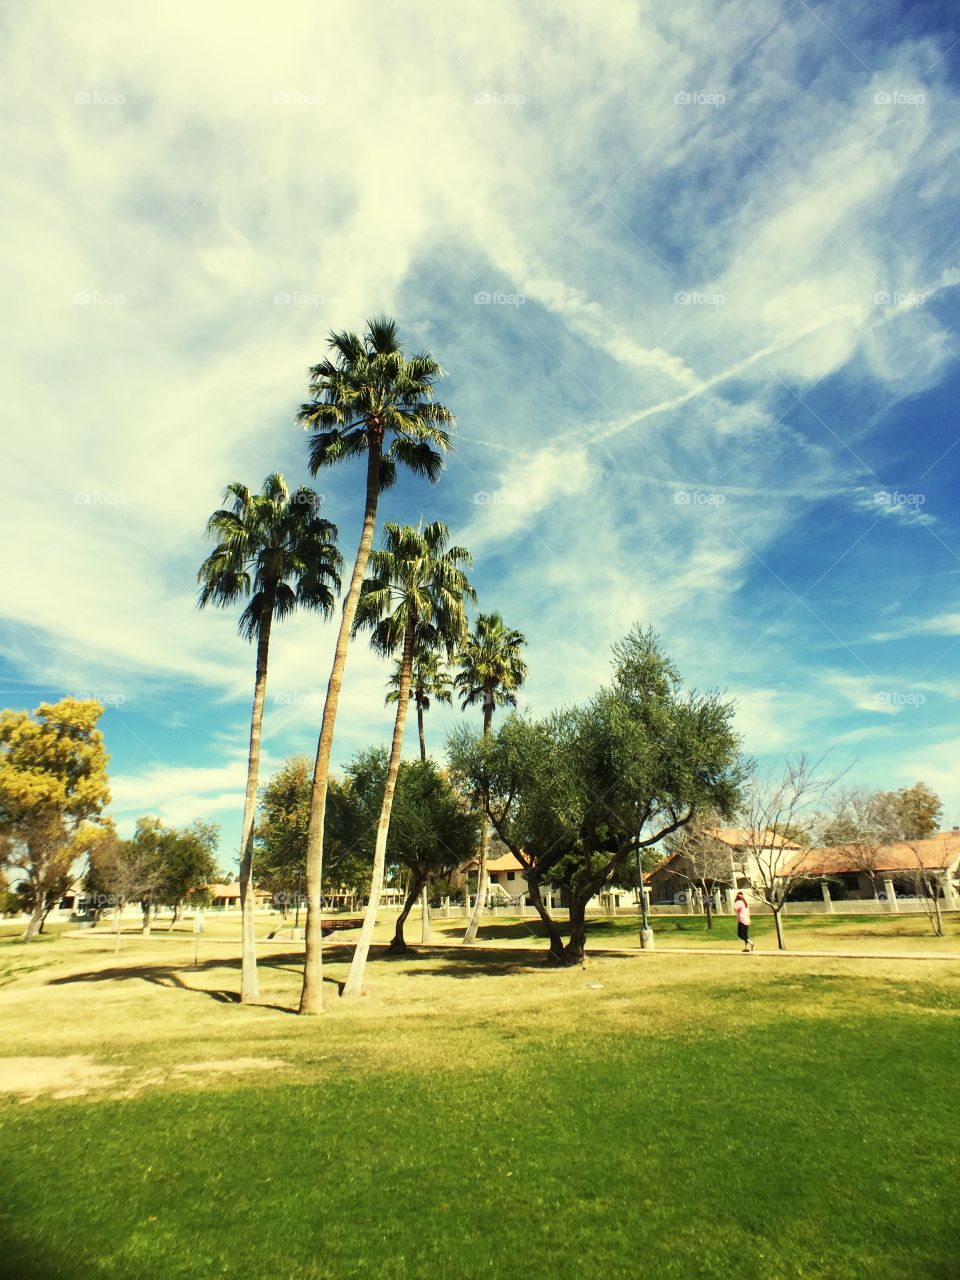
top-left (0, 698), bottom-right (110, 940)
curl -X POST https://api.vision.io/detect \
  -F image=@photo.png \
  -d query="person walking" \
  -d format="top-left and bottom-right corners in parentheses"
top-left (733, 891), bottom-right (755, 952)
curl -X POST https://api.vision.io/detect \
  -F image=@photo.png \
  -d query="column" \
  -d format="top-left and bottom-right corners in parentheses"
top-left (820, 879), bottom-right (834, 913)
top-left (883, 877), bottom-right (898, 913)
top-left (941, 870), bottom-right (957, 910)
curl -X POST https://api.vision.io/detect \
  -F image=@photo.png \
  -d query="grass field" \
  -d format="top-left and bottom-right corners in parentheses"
top-left (1, 916), bottom-right (959, 1279)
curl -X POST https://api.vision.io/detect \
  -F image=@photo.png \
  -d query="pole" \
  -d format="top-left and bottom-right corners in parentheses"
top-left (636, 843), bottom-right (654, 951)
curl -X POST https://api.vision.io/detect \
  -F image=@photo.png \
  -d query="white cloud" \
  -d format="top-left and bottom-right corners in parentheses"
top-left (2, 1), bottom-right (959, 850)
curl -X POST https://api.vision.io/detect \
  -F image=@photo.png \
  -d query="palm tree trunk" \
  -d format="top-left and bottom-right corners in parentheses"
top-left (238, 607), bottom-right (273, 1004)
top-left (300, 441), bottom-right (382, 1015)
top-left (417, 696), bottom-right (427, 762)
top-left (342, 619), bottom-right (415, 998)
top-left (462, 699), bottom-right (494, 944)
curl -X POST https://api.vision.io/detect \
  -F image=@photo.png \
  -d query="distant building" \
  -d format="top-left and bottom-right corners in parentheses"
top-left (780, 832), bottom-right (960, 901)
top-left (207, 882), bottom-right (274, 909)
top-left (645, 827), bottom-right (801, 904)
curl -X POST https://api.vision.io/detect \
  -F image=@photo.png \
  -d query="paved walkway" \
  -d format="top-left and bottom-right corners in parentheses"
top-left (593, 945), bottom-right (960, 961)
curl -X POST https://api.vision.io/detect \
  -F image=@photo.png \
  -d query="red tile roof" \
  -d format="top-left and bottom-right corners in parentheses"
top-left (781, 833), bottom-right (960, 877)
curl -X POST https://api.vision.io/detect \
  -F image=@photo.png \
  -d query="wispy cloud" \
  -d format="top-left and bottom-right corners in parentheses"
top-left (2, 0), bottom-right (960, 842)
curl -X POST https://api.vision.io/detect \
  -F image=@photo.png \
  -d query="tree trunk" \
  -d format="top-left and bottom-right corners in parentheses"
top-left (388, 870), bottom-right (429, 955)
top-left (931, 888), bottom-right (944, 937)
top-left (300, 440), bottom-right (382, 1015)
top-left (113, 903), bottom-right (122, 954)
top-left (141, 899), bottom-right (151, 937)
top-left (417, 696), bottom-right (427, 762)
top-left (527, 876), bottom-right (566, 961)
top-left (463, 698), bottom-right (494, 945)
top-left (237, 605), bottom-right (273, 1004)
top-left (420, 884), bottom-right (431, 944)
top-left (562, 896), bottom-right (588, 965)
top-left (342, 618), bottom-right (415, 998)
top-left (22, 896), bottom-right (44, 942)
top-left (704, 894), bottom-right (713, 930)
top-left (773, 907), bottom-right (786, 950)
top-left (38, 895), bottom-right (57, 935)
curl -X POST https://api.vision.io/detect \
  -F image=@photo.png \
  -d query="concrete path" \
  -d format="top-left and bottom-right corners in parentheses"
top-left (592, 945), bottom-right (960, 961)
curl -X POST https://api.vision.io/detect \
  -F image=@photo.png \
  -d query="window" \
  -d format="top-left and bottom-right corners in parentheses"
top-left (507, 871), bottom-right (517, 881)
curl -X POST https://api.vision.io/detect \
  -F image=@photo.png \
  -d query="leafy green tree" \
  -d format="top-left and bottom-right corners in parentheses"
top-left (455, 613), bottom-right (527, 945)
top-left (155, 820), bottom-right (221, 926)
top-left (887, 781), bottom-right (942, 840)
top-left (448, 626), bottom-right (744, 962)
top-left (256, 757), bottom-right (372, 915)
top-left (342, 521), bottom-right (473, 998)
top-left (297, 317), bottom-right (454, 1015)
top-left (0, 699), bottom-right (110, 940)
top-left (198, 473), bottom-right (340, 1004)
top-left (384, 758), bottom-right (480, 953)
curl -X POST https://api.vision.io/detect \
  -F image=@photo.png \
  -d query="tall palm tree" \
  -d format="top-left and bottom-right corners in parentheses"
top-left (387, 647), bottom-right (453, 763)
top-left (455, 612), bottom-right (527, 944)
top-left (386, 643), bottom-right (454, 943)
top-left (341, 521), bottom-right (474, 999)
top-left (197, 475), bottom-right (341, 1003)
top-left (296, 318), bottom-right (454, 1015)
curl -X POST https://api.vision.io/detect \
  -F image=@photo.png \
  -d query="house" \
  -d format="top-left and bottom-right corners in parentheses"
top-left (463, 848), bottom-right (531, 901)
top-left (644, 827), bottom-right (801, 905)
top-left (780, 831), bottom-right (960, 902)
top-left (208, 882), bottom-right (274, 909)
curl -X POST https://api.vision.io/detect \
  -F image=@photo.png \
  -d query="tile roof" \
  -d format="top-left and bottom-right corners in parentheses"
top-left (781, 833), bottom-right (960, 877)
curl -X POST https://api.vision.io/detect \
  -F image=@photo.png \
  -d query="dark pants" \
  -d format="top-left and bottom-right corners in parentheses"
top-left (737, 922), bottom-right (750, 945)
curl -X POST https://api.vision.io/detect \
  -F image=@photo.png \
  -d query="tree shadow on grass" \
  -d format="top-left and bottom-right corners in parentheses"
top-left (431, 920), bottom-right (551, 942)
top-left (45, 950), bottom-right (343, 1013)
top-left (0, 1223), bottom-right (80, 1280)
top-left (374, 944), bottom-right (556, 978)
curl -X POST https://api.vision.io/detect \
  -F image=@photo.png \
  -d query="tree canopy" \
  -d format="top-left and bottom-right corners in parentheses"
top-left (448, 625), bottom-right (744, 961)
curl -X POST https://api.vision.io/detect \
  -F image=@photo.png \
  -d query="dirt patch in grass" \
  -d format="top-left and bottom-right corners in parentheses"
top-left (0, 1055), bottom-right (121, 1100)
top-left (0, 1054), bottom-right (290, 1102)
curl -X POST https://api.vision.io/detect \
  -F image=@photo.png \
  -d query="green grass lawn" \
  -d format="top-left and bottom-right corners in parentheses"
top-left (1, 928), bottom-right (958, 1278)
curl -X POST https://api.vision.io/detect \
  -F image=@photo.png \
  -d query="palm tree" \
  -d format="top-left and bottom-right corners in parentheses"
top-left (455, 612), bottom-right (527, 944)
top-left (387, 644), bottom-right (453, 942)
top-left (296, 317), bottom-right (454, 1015)
top-left (387, 647), bottom-right (453, 763)
top-left (197, 475), bottom-right (341, 1003)
top-left (341, 521), bottom-right (474, 999)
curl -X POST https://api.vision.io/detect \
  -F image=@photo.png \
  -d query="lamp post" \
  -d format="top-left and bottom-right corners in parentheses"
top-left (635, 842), bottom-right (654, 951)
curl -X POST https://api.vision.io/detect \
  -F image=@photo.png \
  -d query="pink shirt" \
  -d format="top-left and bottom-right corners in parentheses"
top-left (734, 900), bottom-right (751, 925)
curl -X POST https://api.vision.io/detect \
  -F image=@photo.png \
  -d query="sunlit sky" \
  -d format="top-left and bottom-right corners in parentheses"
top-left (3, 0), bottom-right (960, 864)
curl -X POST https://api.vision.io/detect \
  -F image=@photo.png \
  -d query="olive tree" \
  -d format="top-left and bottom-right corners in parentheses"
top-left (448, 626), bottom-right (745, 963)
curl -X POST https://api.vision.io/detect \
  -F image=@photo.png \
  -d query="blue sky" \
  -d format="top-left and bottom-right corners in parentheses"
top-left (3, 0), bottom-right (960, 867)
